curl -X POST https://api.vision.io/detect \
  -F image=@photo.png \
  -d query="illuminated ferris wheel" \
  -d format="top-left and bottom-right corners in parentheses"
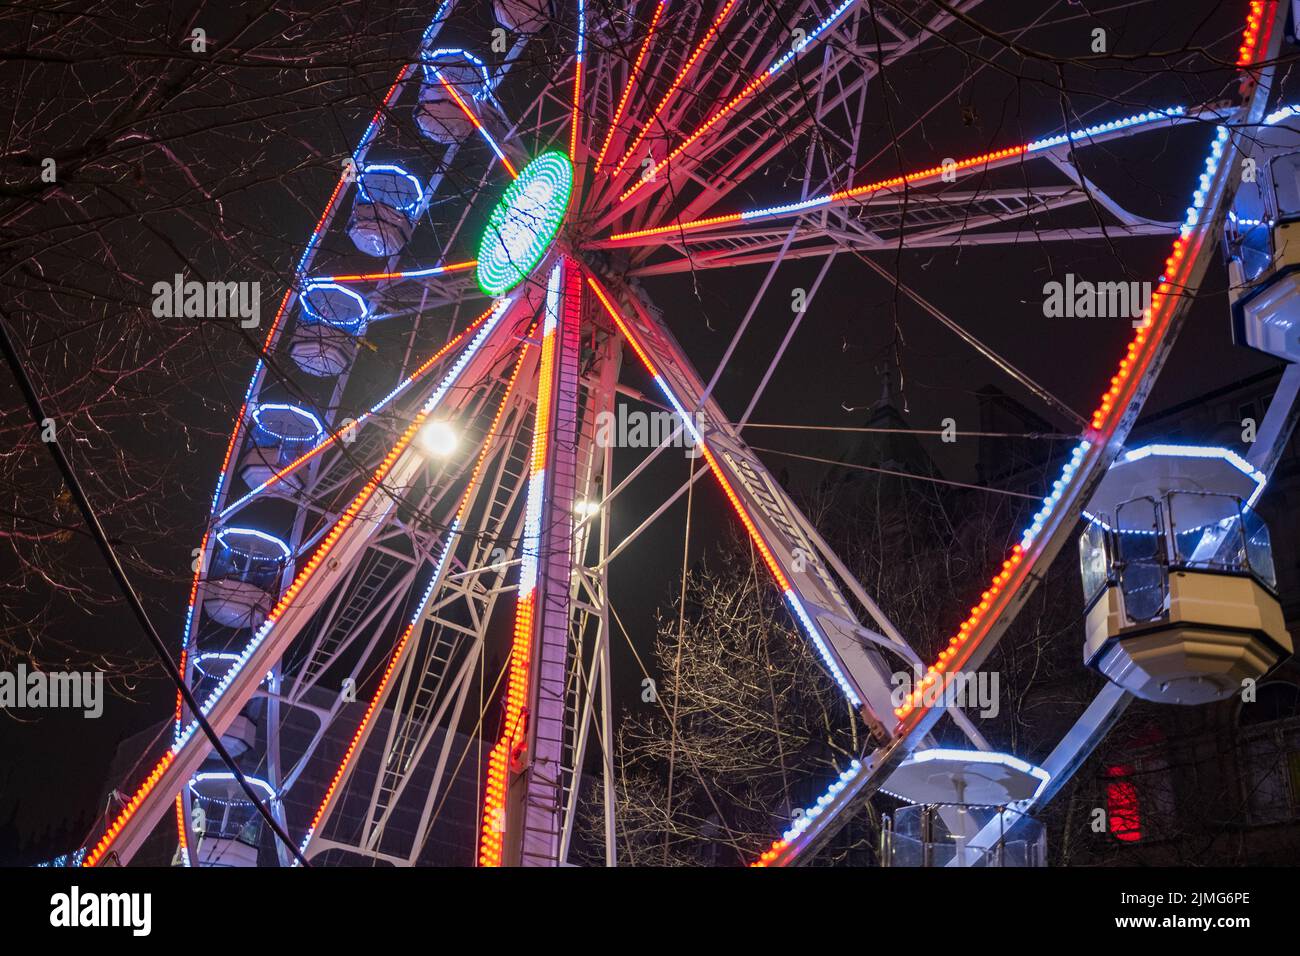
top-left (81, 0), bottom-right (1300, 868)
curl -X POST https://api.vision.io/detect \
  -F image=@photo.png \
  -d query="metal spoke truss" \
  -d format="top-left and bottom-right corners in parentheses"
top-left (77, 0), bottom-right (1299, 870)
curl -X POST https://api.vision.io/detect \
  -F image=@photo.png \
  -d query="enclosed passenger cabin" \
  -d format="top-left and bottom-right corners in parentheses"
top-left (1079, 444), bottom-right (1291, 705)
top-left (1225, 107), bottom-right (1300, 362)
top-left (346, 163), bottom-right (423, 257)
top-left (188, 772), bottom-right (276, 867)
top-left (203, 527), bottom-right (290, 631)
top-left (190, 652), bottom-right (271, 756)
top-left (493, 0), bottom-right (550, 34)
top-left (880, 748), bottom-right (1049, 867)
top-left (239, 403), bottom-right (324, 495)
top-left (414, 51), bottom-right (491, 145)
top-left (289, 281), bottom-right (370, 378)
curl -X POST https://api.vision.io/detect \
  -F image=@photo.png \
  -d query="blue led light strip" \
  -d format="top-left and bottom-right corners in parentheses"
top-left (174, 298), bottom-right (513, 753)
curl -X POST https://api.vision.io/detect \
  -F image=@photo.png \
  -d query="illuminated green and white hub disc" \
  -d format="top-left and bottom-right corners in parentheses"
top-left (476, 151), bottom-right (574, 296)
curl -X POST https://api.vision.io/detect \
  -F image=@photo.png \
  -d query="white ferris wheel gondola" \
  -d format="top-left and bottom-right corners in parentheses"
top-left (1079, 443), bottom-right (1291, 705)
top-left (879, 749), bottom-right (1050, 868)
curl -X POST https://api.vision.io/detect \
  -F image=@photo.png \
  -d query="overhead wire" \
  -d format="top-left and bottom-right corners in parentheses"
top-left (0, 314), bottom-right (310, 867)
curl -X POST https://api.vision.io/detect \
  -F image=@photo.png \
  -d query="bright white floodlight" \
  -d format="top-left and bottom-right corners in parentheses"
top-left (418, 420), bottom-right (458, 457)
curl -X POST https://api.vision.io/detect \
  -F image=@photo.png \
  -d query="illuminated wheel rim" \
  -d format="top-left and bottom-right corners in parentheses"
top-left (84, 1), bottom-right (1284, 872)
top-left (476, 150), bottom-right (573, 296)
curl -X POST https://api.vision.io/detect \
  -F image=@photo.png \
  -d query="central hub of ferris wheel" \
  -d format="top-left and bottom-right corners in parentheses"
top-left (475, 150), bottom-right (574, 296)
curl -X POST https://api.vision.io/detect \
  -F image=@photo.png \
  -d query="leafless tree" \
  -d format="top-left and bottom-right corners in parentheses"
top-left (584, 443), bottom-right (1099, 865)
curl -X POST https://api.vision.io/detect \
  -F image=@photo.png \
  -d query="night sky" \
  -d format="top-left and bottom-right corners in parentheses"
top-left (0, 0), bottom-right (1284, 861)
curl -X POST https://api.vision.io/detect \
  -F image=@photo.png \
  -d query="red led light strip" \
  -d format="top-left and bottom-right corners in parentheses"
top-left (828, 147), bottom-right (1030, 199)
top-left (570, 69), bottom-right (584, 160)
top-left (174, 796), bottom-right (188, 862)
top-left (438, 75), bottom-right (518, 179)
top-left (570, 8), bottom-right (585, 161)
top-left (87, 751), bottom-right (176, 866)
top-left (610, 211), bottom-right (743, 243)
top-left (174, 559), bottom-right (204, 726)
top-left (479, 276), bottom-right (564, 867)
top-left (595, 1), bottom-right (666, 170)
top-left (752, 0), bottom-right (1281, 868)
top-left (619, 78), bottom-right (762, 200)
top-left (611, 0), bottom-right (737, 178)
top-left (586, 276), bottom-right (791, 590)
top-left (90, 302), bottom-right (486, 867)
top-left (305, 332), bottom-right (534, 852)
top-left (609, 146), bottom-right (1026, 242)
top-left (323, 259), bottom-right (478, 283)
top-left (1239, 1), bottom-right (1269, 65)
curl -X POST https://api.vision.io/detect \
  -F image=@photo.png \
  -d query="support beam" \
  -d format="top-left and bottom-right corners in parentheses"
top-left (86, 296), bottom-right (530, 867)
top-left (756, 1), bottom-right (1289, 866)
top-left (1248, 363), bottom-right (1300, 474)
top-left (519, 258), bottom-right (585, 867)
top-left (480, 257), bottom-right (584, 867)
top-left (588, 275), bottom-right (900, 735)
top-left (952, 682), bottom-right (1131, 865)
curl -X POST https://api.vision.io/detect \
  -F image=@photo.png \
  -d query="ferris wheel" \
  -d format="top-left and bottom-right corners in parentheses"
top-left (80, 0), bottom-right (1299, 868)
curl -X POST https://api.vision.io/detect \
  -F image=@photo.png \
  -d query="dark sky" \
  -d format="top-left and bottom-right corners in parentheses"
top-left (0, 0), bottom-right (1283, 859)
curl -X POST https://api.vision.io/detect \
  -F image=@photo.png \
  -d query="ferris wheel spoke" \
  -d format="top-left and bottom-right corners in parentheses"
top-left (301, 333), bottom-right (542, 863)
top-left (609, 0), bottom-right (859, 211)
top-left (636, 224), bottom-right (1188, 279)
top-left (570, 0), bottom-right (588, 161)
top-left (83, 294), bottom-right (531, 866)
top-left (433, 71), bottom-right (520, 178)
top-left (588, 275), bottom-right (906, 729)
top-left (617, 0), bottom-right (792, 215)
top-left (314, 258), bottom-right (478, 285)
top-left (755, 0), bottom-right (1289, 868)
top-left (592, 1), bottom-right (667, 172)
top-left (621, 189), bottom-right (1182, 276)
top-left (611, 12), bottom-right (873, 226)
top-left (607, 0), bottom-right (740, 183)
top-left (629, 65), bottom-right (857, 232)
top-left (617, 37), bottom-right (872, 256)
top-left (628, 30), bottom-right (868, 226)
top-left (600, 103), bottom-right (1196, 247)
